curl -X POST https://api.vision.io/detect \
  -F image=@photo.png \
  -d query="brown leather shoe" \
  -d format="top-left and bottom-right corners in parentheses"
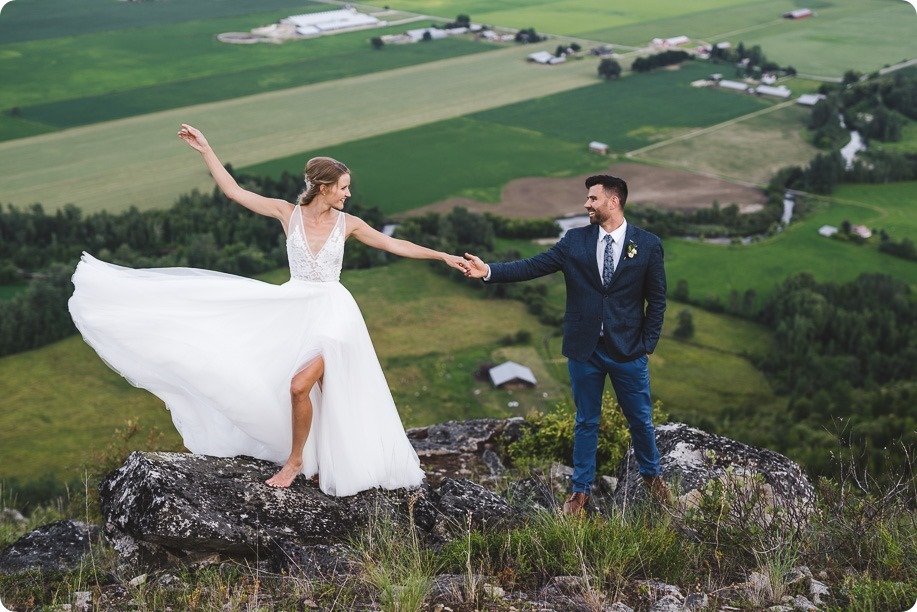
top-left (562, 491), bottom-right (590, 516)
top-left (643, 475), bottom-right (674, 506)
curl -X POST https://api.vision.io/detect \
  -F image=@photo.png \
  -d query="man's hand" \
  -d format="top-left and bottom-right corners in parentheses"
top-left (463, 253), bottom-right (489, 279)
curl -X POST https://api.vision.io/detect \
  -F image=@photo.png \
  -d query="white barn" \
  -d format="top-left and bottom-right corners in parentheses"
top-left (405, 27), bottom-right (448, 42)
top-left (489, 362), bottom-right (538, 388)
top-left (755, 84), bottom-right (792, 98)
top-left (651, 35), bottom-right (689, 47)
top-left (718, 79), bottom-right (752, 93)
top-left (528, 50), bottom-right (565, 65)
top-left (282, 9), bottom-right (381, 36)
top-left (798, 93), bottom-right (827, 106)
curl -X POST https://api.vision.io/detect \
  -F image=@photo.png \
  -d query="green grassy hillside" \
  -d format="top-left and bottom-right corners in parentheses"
top-left (0, 258), bottom-right (780, 486)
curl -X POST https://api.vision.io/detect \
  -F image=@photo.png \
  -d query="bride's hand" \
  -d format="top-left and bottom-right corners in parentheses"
top-left (178, 123), bottom-right (210, 153)
top-left (443, 254), bottom-right (468, 272)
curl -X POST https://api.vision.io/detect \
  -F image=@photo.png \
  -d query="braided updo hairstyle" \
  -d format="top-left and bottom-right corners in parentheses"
top-left (295, 157), bottom-right (350, 206)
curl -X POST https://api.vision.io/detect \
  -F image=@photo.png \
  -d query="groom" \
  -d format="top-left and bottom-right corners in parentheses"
top-left (463, 174), bottom-right (670, 514)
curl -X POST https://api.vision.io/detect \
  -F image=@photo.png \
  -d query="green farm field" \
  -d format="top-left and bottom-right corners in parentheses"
top-left (243, 117), bottom-right (610, 214)
top-left (0, 257), bottom-right (780, 485)
top-left (0, 45), bottom-right (599, 214)
top-left (471, 62), bottom-right (771, 153)
top-left (1, 36), bottom-right (497, 141)
top-left (0, 6), bottom-right (343, 111)
top-left (0, 0), bottom-right (324, 44)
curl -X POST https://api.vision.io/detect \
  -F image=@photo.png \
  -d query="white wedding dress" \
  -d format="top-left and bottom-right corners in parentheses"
top-left (69, 205), bottom-right (424, 496)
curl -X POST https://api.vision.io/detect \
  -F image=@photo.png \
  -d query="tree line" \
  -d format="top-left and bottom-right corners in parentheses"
top-left (0, 170), bottom-right (562, 358)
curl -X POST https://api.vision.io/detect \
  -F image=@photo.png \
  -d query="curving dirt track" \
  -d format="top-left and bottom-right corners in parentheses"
top-left (400, 162), bottom-right (766, 219)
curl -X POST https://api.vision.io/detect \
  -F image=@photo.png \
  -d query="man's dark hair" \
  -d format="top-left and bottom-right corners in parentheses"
top-left (585, 175), bottom-right (628, 207)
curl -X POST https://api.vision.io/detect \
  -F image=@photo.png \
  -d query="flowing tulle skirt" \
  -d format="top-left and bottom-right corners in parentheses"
top-left (69, 253), bottom-right (424, 496)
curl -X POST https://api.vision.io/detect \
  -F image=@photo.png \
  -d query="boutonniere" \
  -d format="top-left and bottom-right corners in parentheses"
top-left (626, 241), bottom-right (638, 259)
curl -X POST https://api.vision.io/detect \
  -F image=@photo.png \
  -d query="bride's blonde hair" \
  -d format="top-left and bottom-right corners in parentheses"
top-left (296, 157), bottom-right (350, 206)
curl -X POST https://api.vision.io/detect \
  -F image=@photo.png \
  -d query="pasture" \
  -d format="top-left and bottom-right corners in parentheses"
top-left (363, 0), bottom-right (760, 39)
top-left (635, 103), bottom-right (820, 185)
top-left (0, 256), bottom-right (781, 485)
top-left (583, 0), bottom-right (916, 76)
top-left (831, 181), bottom-right (917, 238)
top-left (243, 117), bottom-right (610, 214)
top-left (3, 37), bottom-right (496, 139)
top-left (367, 0), bottom-right (917, 75)
top-left (663, 195), bottom-right (917, 308)
top-left (0, 0), bottom-right (323, 44)
top-left (0, 45), bottom-right (599, 213)
top-left (470, 62), bottom-right (772, 153)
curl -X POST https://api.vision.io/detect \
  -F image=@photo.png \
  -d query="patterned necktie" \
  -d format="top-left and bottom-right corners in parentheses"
top-left (603, 234), bottom-right (614, 287)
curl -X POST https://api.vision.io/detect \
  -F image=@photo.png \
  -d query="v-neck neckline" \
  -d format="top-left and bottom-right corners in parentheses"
top-left (300, 210), bottom-right (341, 258)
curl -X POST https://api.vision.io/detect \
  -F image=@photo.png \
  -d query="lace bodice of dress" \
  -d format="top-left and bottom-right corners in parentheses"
top-left (287, 206), bottom-right (345, 282)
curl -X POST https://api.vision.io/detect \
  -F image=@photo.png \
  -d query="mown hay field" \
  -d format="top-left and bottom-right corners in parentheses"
top-left (634, 103), bottom-right (821, 185)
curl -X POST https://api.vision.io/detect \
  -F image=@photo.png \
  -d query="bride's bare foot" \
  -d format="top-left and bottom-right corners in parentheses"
top-left (265, 460), bottom-right (303, 488)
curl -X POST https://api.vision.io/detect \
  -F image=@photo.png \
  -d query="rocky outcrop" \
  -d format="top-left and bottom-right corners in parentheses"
top-left (615, 423), bottom-right (816, 523)
top-left (406, 417), bottom-right (524, 485)
top-left (98, 451), bottom-right (520, 569)
top-left (0, 520), bottom-right (100, 574)
top-left (1, 417), bottom-right (829, 612)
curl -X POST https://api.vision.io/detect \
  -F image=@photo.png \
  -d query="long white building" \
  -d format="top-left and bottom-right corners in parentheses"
top-left (281, 8), bottom-right (382, 36)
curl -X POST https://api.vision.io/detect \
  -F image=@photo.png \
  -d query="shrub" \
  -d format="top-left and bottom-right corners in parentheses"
top-left (507, 393), bottom-right (668, 476)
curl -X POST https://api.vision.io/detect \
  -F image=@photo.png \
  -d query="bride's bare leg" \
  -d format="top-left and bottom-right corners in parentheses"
top-left (266, 357), bottom-right (324, 488)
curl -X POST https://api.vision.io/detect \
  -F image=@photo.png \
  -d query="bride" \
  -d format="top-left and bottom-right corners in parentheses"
top-left (69, 124), bottom-right (467, 496)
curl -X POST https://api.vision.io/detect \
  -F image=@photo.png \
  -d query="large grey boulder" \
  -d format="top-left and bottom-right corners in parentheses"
top-left (99, 452), bottom-right (406, 568)
top-left (615, 423), bottom-right (816, 521)
top-left (98, 451), bottom-right (522, 569)
top-left (0, 520), bottom-right (100, 574)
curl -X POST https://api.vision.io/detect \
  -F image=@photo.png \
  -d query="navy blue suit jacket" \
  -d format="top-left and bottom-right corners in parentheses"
top-left (488, 223), bottom-right (666, 363)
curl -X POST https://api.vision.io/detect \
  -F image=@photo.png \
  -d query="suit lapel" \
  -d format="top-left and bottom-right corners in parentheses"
top-left (584, 225), bottom-right (602, 288)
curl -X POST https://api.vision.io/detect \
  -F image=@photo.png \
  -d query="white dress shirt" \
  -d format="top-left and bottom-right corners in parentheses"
top-left (597, 219), bottom-right (627, 283)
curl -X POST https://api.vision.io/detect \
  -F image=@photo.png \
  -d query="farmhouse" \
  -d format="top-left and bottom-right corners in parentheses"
top-left (851, 225), bottom-right (873, 239)
top-left (527, 51), bottom-right (565, 65)
top-left (783, 9), bottom-right (813, 19)
top-left (489, 362), bottom-right (537, 389)
top-left (589, 141), bottom-right (609, 155)
top-left (281, 8), bottom-right (382, 37)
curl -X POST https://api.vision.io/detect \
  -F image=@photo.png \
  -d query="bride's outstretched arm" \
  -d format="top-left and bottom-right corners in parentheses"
top-left (178, 124), bottom-right (289, 223)
top-left (347, 216), bottom-right (467, 271)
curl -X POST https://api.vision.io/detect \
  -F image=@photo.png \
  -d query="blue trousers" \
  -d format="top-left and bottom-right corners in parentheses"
top-left (567, 342), bottom-right (660, 494)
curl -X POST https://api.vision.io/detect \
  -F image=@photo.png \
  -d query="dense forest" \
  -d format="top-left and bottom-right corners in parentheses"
top-left (740, 273), bottom-right (914, 484)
